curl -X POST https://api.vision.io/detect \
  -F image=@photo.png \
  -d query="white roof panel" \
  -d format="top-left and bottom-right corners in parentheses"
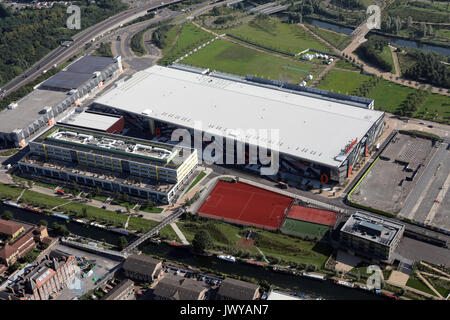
top-left (62, 111), bottom-right (120, 131)
top-left (94, 66), bottom-right (384, 168)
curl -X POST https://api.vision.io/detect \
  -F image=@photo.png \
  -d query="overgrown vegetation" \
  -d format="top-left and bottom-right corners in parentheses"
top-left (92, 42), bottom-right (113, 57)
top-left (356, 36), bottom-right (394, 72)
top-left (0, 0), bottom-right (127, 87)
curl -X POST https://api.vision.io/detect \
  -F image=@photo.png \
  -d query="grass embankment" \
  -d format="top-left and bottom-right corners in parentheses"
top-left (215, 16), bottom-right (331, 54)
top-left (186, 171), bottom-right (206, 192)
top-left (0, 183), bottom-right (173, 238)
top-left (305, 24), bottom-right (351, 50)
top-left (183, 39), bottom-right (323, 83)
top-left (92, 42), bottom-right (113, 57)
top-left (159, 22), bottom-right (215, 65)
top-left (177, 218), bottom-right (332, 268)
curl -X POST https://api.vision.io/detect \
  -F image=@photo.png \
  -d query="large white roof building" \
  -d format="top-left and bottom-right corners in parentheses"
top-left (95, 65), bottom-right (384, 175)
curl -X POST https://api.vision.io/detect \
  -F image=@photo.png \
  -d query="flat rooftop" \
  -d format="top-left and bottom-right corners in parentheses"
top-left (341, 212), bottom-right (405, 247)
top-left (34, 125), bottom-right (192, 168)
top-left (65, 55), bottom-right (116, 74)
top-left (0, 89), bottom-right (68, 133)
top-left (41, 71), bottom-right (94, 91)
top-left (20, 154), bottom-right (175, 193)
top-left (61, 111), bottom-right (121, 131)
top-left (94, 65), bottom-right (385, 168)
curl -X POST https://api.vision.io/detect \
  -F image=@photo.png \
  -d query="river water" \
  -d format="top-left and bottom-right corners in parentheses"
top-left (305, 18), bottom-right (450, 55)
top-left (0, 204), bottom-right (385, 300)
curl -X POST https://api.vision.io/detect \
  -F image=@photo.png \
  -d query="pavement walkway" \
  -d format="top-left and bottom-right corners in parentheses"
top-left (170, 222), bottom-right (189, 245)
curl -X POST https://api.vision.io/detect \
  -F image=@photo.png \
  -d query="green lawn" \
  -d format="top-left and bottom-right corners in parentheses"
top-left (178, 218), bottom-right (332, 267)
top-left (379, 46), bottom-right (395, 73)
top-left (334, 59), bottom-right (361, 71)
top-left (161, 24), bottom-right (183, 55)
top-left (280, 218), bottom-right (331, 240)
top-left (215, 17), bottom-right (331, 54)
top-left (183, 39), bottom-right (324, 83)
top-left (315, 69), bottom-right (371, 94)
top-left (140, 206), bottom-right (164, 214)
top-left (368, 80), bottom-right (416, 113)
top-left (406, 275), bottom-right (437, 296)
top-left (186, 171), bottom-right (206, 192)
top-left (0, 184), bottom-right (22, 198)
top-left (305, 24), bottom-right (351, 50)
top-left (416, 93), bottom-right (450, 123)
top-left (159, 22), bottom-right (215, 65)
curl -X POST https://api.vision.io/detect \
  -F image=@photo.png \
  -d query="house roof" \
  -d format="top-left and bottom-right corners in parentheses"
top-left (122, 254), bottom-right (162, 277)
top-left (153, 276), bottom-right (208, 300)
top-left (0, 219), bottom-right (24, 236)
top-left (102, 279), bottom-right (134, 300)
top-left (217, 277), bottom-right (260, 300)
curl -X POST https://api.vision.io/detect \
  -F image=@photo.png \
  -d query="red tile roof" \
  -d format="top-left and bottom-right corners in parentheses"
top-left (0, 219), bottom-right (24, 236)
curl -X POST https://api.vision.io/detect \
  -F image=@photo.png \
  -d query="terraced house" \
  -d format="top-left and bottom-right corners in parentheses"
top-left (18, 124), bottom-right (198, 203)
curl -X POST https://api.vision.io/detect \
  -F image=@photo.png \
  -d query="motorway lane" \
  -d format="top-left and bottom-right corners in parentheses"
top-left (1, 0), bottom-right (184, 98)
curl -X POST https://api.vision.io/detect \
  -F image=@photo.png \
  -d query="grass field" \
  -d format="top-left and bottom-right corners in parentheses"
top-left (280, 218), bottom-right (331, 240)
top-left (406, 275), bottom-right (437, 296)
top-left (305, 24), bottom-right (351, 50)
top-left (178, 218), bottom-right (332, 267)
top-left (213, 17), bottom-right (331, 54)
top-left (0, 183), bottom-right (174, 237)
top-left (161, 24), bottom-right (183, 55)
top-left (315, 69), bottom-right (371, 94)
top-left (183, 39), bottom-right (324, 83)
top-left (367, 80), bottom-right (416, 113)
top-left (379, 46), bottom-right (395, 73)
top-left (334, 59), bottom-right (361, 71)
top-left (159, 22), bottom-right (215, 65)
top-left (416, 93), bottom-right (450, 123)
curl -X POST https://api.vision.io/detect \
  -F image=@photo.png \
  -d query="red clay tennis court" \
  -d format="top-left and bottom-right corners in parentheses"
top-left (197, 181), bottom-right (293, 230)
top-left (287, 205), bottom-right (337, 227)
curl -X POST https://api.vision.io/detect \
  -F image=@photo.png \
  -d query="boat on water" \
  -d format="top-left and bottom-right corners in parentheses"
top-left (334, 279), bottom-right (355, 288)
top-left (217, 255), bottom-right (236, 263)
top-left (244, 259), bottom-right (266, 267)
top-left (3, 200), bottom-right (21, 208)
top-left (273, 266), bottom-right (296, 275)
top-left (301, 272), bottom-right (326, 281)
top-left (24, 206), bottom-right (43, 214)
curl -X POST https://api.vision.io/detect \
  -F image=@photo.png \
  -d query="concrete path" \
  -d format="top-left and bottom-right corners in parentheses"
top-left (420, 261), bottom-right (450, 278)
top-left (170, 222), bottom-right (189, 245)
top-left (416, 271), bottom-right (444, 299)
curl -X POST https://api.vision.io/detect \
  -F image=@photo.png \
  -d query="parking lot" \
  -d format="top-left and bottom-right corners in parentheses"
top-left (53, 244), bottom-right (121, 300)
top-left (349, 133), bottom-right (435, 215)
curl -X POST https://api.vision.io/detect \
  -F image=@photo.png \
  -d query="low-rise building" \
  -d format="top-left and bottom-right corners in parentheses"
top-left (0, 224), bottom-right (50, 267)
top-left (3, 250), bottom-right (76, 300)
top-left (340, 212), bottom-right (405, 262)
top-left (122, 254), bottom-right (163, 282)
top-left (0, 219), bottom-right (25, 241)
top-left (102, 279), bottom-right (135, 300)
top-left (153, 275), bottom-right (209, 300)
top-left (216, 278), bottom-right (260, 300)
top-left (18, 124), bottom-right (198, 203)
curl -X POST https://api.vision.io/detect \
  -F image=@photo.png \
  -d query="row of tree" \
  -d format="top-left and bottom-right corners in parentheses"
top-left (356, 36), bottom-right (393, 72)
top-left (403, 51), bottom-right (450, 89)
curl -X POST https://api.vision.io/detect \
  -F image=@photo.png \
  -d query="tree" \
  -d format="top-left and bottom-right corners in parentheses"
top-left (2, 210), bottom-right (13, 220)
top-left (37, 219), bottom-right (48, 227)
top-left (117, 236), bottom-right (128, 250)
top-left (192, 229), bottom-right (213, 253)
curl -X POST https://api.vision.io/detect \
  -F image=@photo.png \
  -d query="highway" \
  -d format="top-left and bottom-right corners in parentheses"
top-left (0, 0), bottom-right (184, 99)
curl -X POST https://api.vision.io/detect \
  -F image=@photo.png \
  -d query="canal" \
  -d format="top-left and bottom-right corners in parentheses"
top-left (304, 18), bottom-right (450, 55)
top-left (1, 204), bottom-right (385, 300)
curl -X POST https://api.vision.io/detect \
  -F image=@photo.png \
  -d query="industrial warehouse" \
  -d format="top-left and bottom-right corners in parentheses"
top-left (17, 124), bottom-right (198, 203)
top-left (93, 65), bottom-right (385, 184)
top-left (0, 55), bottom-right (123, 147)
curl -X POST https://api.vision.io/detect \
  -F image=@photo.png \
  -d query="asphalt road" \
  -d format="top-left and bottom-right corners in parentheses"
top-left (0, 0), bottom-right (184, 99)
